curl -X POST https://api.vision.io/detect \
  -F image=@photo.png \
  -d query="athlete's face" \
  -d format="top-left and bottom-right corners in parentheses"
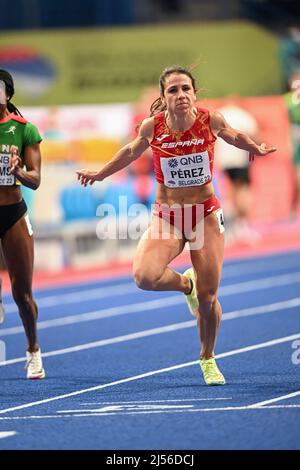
top-left (162, 73), bottom-right (196, 115)
top-left (0, 81), bottom-right (7, 108)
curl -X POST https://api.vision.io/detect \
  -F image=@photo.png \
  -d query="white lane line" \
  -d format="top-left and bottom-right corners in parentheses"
top-left (0, 321), bottom-right (194, 365)
top-left (80, 398), bottom-right (232, 405)
top-left (0, 405), bottom-right (299, 421)
top-left (0, 431), bottom-right (16, 439)
top-left (0, 296), bottom-right (183, 336)
top-left (0, 333), bottom-right (299, 415)
top-left (2, 273), bottom-right (300, 337)
top-left (3, 282), bottom-right (137, 314)
top-left (3, 270), bottom-right (300, 316)
top-left (1, 297), bottom-right (300, 365)
top-left (219, 271), bottom-right (300, 295)
top-left (222, 255), bottom-right (300, 279)
top-left (248, 390), bottom-right (300, 408)
top-left (221, 297), bottom-right (300, 320)
top-left (3, 251), bottom-right (300, 311)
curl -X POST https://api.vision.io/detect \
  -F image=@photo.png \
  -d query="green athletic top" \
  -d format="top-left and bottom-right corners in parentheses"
top-left (0, 113), bottom-right (42, 186)
top-left (284, 92), bottom-right (300, 164)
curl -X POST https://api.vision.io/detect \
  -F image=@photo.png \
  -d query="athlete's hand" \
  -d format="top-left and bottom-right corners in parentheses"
top-left (10, 145), bottom-right (21, 174)
top-left (76, 169), bottom-right (101, 186)
top-left (249, 143), bottom-right (277, 162)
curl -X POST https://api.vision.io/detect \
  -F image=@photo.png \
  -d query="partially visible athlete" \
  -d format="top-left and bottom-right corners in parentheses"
top-left (0, 69), bottom-right (45, 379)
top-left (77, 66), bottom-right (276, 385)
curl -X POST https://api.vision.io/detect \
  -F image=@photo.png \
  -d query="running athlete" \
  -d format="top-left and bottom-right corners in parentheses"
top-left (0, 69), bottom-right (45, 379)
top-left (77, 66), bottom-right (276, 385)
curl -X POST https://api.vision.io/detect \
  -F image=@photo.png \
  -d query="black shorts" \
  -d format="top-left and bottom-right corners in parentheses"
top-left (225, 168), bottom-right (250, 184)
top-left (0, 199), bottom-right (27, 239)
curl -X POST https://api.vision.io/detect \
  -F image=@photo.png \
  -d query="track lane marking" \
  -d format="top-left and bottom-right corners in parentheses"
top-left (0, 332), bottom-right (299, 415)
top-left (2, 270), bottom-right (300, 316)
top-left (1, 298), bottom-right (300, 364)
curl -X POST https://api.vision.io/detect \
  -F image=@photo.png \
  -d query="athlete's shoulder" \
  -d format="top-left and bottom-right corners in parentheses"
top-left (197, 106), bottom-right (210, 114)
top-left (153, 110), bottom-right (165, 121)
top-left (139, 116), bottom-right (154, 132)
top-left (10, 115), bottom-right (28, 125)
top-left (138, 117), bottom-right (155, 142)
top-left (196, 106), bottom-right (212, 123)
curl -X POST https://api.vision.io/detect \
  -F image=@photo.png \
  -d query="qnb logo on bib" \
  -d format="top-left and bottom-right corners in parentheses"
top-left (168, 158), bottom-right (178, 169)
top-left (161, 151), bottom-right (211, 188)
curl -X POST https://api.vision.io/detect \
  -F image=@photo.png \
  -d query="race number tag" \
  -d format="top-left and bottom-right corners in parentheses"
top-left (160, 151), bottom-right (211, 188)
top-left (0, 153), bottom-right (15, 186)
top-left (214, 208), bottom-right (225, 234)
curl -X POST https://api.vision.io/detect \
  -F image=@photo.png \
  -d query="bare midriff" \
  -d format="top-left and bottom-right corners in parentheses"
top-left (0, 186), bottom-right (22, 205)
top-left (155, 181), bottom-right (215, 206)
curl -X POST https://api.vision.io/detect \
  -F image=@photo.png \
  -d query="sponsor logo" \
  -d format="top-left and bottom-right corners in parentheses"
top-left (167, 180), bottom-right (176, 185)
top-left (5, 126), bottom-right (16, 135)
top-left (168, 158), bottom-right (178, 168)
top-left (157, 133), bottom-right (170, 142)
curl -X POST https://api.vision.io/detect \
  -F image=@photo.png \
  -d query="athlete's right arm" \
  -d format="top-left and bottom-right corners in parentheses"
top-left (77, 118), bottom-right (154, 186)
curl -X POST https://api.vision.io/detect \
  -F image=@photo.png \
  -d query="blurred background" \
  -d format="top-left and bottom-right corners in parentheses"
top-left (1, 0), bottom-right (300, 276)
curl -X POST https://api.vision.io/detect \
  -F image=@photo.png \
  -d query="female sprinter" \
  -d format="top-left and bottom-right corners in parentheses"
top-left (0, 69), bottom-right (45, 379)
top-left (77, 66), bottom-right (276, 385)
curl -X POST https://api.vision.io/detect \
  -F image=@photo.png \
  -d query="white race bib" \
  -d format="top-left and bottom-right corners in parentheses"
top-left (160, 151), bottom-right (211, 188)
top-left (0, 153), bottom-right (15, 186)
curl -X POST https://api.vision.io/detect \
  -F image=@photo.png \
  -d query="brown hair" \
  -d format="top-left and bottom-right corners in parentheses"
top-left (149, 65), bottom-right (197, 117)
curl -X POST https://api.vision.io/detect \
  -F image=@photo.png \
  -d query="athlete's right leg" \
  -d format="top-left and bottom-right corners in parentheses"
top-left (133, 215), bottom-right (190, 293)
top-left (1, 215), bottom-right (39, 353)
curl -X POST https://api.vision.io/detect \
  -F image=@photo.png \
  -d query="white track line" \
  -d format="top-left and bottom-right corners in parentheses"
top-left (3, 271), bottom-right (300, 315)
top-left (248, 390), bottom-right (300, 408)
top-left (0, 296), bottom-right (183, 336)
top-left (80, 398), bottom-right (232, 405)
top-left (1, 297), bottom-right (300, 365)
top-left (3, 282), bottom-right (137, 314)
top-left (0, 321), bottom-right (194, 365)
top-left (222, 255), bottom-right (300, 278)
top-left (0, 431), bottom-right (16, 438)
top-left (0, 404), bottom-right (299, 421)
top-left (0, 333), bottom-right (299, 415)
top-left (1, 274), bottom-right (300, 336)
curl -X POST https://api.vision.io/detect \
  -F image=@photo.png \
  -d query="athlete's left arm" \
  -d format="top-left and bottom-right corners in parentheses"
top-left (10, 143), bottom-right (41, 190)
top-left (210, 111), bottom-right (277, 160)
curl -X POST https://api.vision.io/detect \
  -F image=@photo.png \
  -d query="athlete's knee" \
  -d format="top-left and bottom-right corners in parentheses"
top-left (197, 289), bottom-right (218, 318)
top-left (12, 288), bottom-right (34, 311)
top-left (133, 267), bottom-right (163, 291)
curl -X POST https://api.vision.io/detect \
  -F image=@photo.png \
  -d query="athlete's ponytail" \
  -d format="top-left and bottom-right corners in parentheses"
top-left (150, 97), bottom-right (166, 117)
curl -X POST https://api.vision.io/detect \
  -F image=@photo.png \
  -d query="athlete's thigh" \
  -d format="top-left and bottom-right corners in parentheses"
top-left (189, 212), bottom-right (225, 293)
top-left (1, 214), bottom-right (34, 289)
top-left (133, 215), bottom-right (185, 272)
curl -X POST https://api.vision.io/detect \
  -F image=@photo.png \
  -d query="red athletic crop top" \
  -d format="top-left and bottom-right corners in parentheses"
top-left (150, 107), bottom-right (216, 188)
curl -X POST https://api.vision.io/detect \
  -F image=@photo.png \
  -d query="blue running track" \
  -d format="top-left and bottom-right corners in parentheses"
top-left (0, 250), bottom-right (300, 450)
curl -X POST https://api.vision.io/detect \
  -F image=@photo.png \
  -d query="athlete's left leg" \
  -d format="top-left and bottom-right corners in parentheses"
top-left (189, 211), bottom-right (225, 360)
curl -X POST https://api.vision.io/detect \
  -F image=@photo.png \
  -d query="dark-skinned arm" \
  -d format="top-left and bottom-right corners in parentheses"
top-left (10, 143), bottom-right (41, 190)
